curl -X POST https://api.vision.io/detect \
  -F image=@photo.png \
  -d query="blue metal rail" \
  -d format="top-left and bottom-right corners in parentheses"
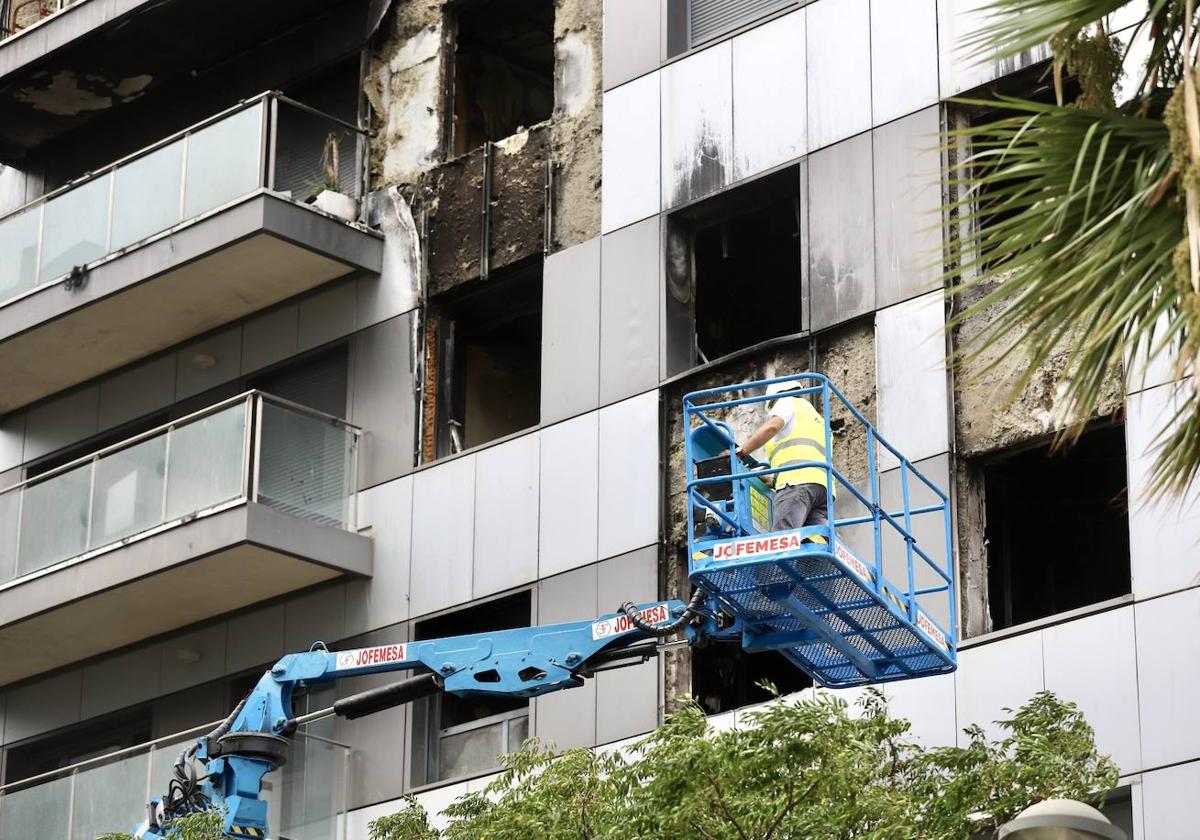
top-left (684, 373), bottom-right (957, 687)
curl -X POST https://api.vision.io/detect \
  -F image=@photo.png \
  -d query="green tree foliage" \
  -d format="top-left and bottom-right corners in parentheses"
top-left (97, 808), bottom-right (225, 839)
top-left (946, 0), bottom-right (1200, 496)
top-left (369, 690), bottom-right (1118, 840)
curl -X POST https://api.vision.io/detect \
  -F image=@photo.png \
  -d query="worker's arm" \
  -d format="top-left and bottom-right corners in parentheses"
top-left (736, 416), bottom-right (784, 459)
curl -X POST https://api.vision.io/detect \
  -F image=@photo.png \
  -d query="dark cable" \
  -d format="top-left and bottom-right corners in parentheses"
top-left (619, 589), bottom-right (706, 637)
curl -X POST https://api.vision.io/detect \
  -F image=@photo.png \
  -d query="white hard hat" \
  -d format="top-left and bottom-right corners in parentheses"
top-left (765, 381), bottom-right (802, 397)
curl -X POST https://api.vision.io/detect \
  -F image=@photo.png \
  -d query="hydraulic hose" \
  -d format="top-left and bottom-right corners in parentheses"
top-left (619, 589), bottom-right (706, 637)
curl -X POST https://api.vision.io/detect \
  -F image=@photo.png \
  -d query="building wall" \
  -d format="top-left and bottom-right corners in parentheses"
top-left (0, 1), bottom-right (1195, 839)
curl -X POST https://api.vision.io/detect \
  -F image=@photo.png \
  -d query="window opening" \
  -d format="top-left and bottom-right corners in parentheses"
top-left (430, 261), bottom-right (542, 456)
top-left (665, 166), bottom-right (802, 375)
top-left (3, 707), bottom-right (152, 785)
top-left (692, 644), bottom-right (811, 716)
top-left (412, 592), bottom-right (531, 785)
top-left (449, 0), bottom-right (554, 157)
top-left (983, 423), bottom-right (1130, 631)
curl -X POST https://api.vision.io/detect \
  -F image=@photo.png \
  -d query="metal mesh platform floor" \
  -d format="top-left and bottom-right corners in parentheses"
top-left (691, 544), bottom-right (954, 687)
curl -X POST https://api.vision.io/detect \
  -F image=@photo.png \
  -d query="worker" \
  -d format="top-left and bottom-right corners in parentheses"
top-left (736, 381), bottom-right (833, 534)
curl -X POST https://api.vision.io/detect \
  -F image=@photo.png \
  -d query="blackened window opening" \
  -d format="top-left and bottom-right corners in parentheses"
top-left (450, 0), bottom-right (555, 157)
top-left (672, 166), bottom-right (802, 368)
top-left (434, 261), bottom-right (542, 455)
top-left (692, 644), bottom-right (811, 716)
top-left (3, 707), bottom-right (152, 785)
top-left (984, 423), bottom-right (1130, 631)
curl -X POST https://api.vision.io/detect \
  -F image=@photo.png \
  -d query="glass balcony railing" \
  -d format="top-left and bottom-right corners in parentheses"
top-left (0, 91), bottom-right (367, 305)
top-left (0, 391), bottom-right (360, 589)
top-left (0, 724), bottom-right (349, 840)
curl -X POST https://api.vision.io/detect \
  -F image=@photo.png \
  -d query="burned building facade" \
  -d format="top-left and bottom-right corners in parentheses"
top-left (0, 0), bottom-right (1191, 836)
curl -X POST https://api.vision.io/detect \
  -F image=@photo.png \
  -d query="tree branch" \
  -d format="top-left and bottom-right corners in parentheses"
top-left (707, 774), bottom-right (752, 840)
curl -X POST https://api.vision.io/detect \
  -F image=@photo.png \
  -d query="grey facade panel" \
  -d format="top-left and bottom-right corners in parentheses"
top-left (872, 107), bottom-right (943, 309)
top-left (541, 238), bottom-right (601, 424)
top-left (596, 662), bottom-right (658, 744)
top-left (346, 475), bottom-right (414, 638)
top-left (808, 132), bottom-right (876, 331)
top-left (225, 603), bottom-right (287, 675)
top-left (534, 565), bottom-right (599, 749)
top-left (597, 545), bottom-right (658, 615)
top-left (600, 217), bottom-right (661, 405)
top-left (539, 413), bottom-right (600, 578)
top-left (603, 0), bottom-right (663, 91)
top-left (22, 385), bottom-right (100, 463)
top-left (597, 391), bottom-right (660, 560)
top-left (731, 9), bottom-right (807, 180)
top-left (473, 433), bottom-right (540, 599)
top-left (159, 622), bottom-right (228, 696)
top-left (661, 41), bottom-right (733, 209)
top-left (240, 304), bottom-right (301, 376)
top-left (80, 647), bottom-right (162, 721)
top-left (410, 454), bottom-right (476, 618)
top-left (98, 354), bottom-right (177, 432)
top-left (299, 279), bottom-right (358, 353)
top-left (283, 583), bottom-right (347, 654)
top-left (350, 312), bottom-right (416, 490)
top-left (807, 0), bottom-right (871, 150)
top-left (4, 670), bottom-right (82, 744)
top-left (175, 327), bottom-right (243, 401)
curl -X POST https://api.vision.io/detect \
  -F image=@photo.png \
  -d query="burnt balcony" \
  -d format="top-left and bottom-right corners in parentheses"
top-left (0, 391), bottom-right (371, 686)
top-left (0, 91), bottom-right (382, 413)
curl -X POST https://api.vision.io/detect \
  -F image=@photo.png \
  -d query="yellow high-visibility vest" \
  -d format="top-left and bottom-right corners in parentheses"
top-left (764, 397), bottom-right (833, 492)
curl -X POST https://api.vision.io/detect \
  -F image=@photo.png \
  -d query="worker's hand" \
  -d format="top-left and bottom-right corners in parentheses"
top-left (735, 446), bottom-right (748, 460)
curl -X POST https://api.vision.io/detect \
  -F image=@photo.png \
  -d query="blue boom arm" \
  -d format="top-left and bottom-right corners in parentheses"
top-left (136, 598), bottom-right (715, 838)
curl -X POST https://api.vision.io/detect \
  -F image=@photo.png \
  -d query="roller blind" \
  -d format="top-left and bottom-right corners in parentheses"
top-left (688, 0), bottom-right (795, 48)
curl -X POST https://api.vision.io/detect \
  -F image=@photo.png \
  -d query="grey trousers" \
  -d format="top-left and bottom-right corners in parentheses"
top-left (772, 483), bottom-right (829, 531)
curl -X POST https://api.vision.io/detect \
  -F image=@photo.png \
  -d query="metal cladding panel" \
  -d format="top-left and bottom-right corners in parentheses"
top-left (1136, 588), bottom-right (1200, 769)
top-left (346, 475), bottom-right (414, 636)
top-left (473, 434), bottom-right (540, 598)
top-left (661, 40), bottom-right (733, 209)
top-left (875, 292), bottom-right (949, 468)
top-left (225, 603), bottom-right (286, 674)
top-left (603, 0), bottom-right (663, 91)
top-left (598, 391), bottom-right (660, 560)
top-left (3, 670), bottom-right (82, 744)
top-left (22, 384), bottom-right (99, 462)
top-left (283, 584), bottom-right (347, 654)
top-left (807, 0), bottom-right (871, 150)
top-left (542, 238), bottom-right (602, 424)
top-left (240, 305), bottom-right (300, 377)
top-left (1143, 762), bottom-right (1200, 839)
top-left (601, 217), bottom-right (661, 404)
top-left (410, 454), bottom-right (476, 618)
top-left (539, 413), bottom-right (601, 577)
top-left (602, 73), bottom-right (662, 234)
top-left (955, 630), bottom-right (1045, 746)
top-left (597, 545), bottom-right (658, 613)
top-left (175, 327), bottom-right (242, 401)
top-left (81, 647), bottom-right (163, 720)
top-left (878, 454), bottom-right (952, 630)
top-left (937, 0), bottom-right (1053, 95)
top-left (1126, 384), bottom-right (1200, 599)
top-left (535, 565), bottom-right (599, 749)
top-left (808, 132), bottom-right (876, 330)
top-left (732, 9), bottom-right (807, 180)
top-left (873, 107), bottom-right (943, 309)
top-left (883, 672), bottom-right (957, 747)
top-left (98, 354), bottom-right (177, 432)
top-left (689, 0), bottom-right (796, 47)
top-left (1043, 607), bottom-right (1141, 773)
top-left (298, 280), bottom-right (357, 353)
top-left (351, 313), bottom-right (417, 490)
top-left (870, 0), bottom-right (939, 125)
top-left (596, 659), bottom-right (659, 743)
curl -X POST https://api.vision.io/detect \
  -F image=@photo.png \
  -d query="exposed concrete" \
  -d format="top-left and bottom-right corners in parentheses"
top-left (549, 0), bottom-right (602, 251)
top-left (660, 320), bottom-right (877, 709)
top-left (365, 3), bottom-right (446, 186)
top-left (952, 278), bottom-right (1124, 458)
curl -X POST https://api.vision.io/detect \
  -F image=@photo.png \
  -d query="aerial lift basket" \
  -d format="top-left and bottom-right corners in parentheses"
top-left (684, 374), bottom-right (957, 687)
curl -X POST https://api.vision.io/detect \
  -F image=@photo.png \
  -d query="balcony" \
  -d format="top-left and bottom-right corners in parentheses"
top-left (0, 91), bottom-right (382, 413)
top-left (0, 722), bottom-right (349, 840)
top-left (0, 391), bottom-right (371, 685)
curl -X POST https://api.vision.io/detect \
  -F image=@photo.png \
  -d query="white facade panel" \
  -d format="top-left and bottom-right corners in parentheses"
top-left (1042, 607), bottom-right (1141, 773)
top-left (473, 433), bottom-right (540, 598)
top-left (1135, 587), bottom-right (1200, 770)
top-left (1126, 384), bottom-right (1200, 599)
top-left (870, 0), bottom-right (939, 125)
top-left (542, 238), bottom-right (602, 423)
top-left (956, 630), bottom-right (1044, 745)
top-left (600, 216), bottom-right (661, 405)
top-left (937, 0), bottom-right (1053, 96)
top-left (539, 413), bottom-right (600, 577)
top-left (1142, 760), bottom-right (1200, 840)
top-left (731, 9), bottom-right (807, 180)
top-left (602, 73), bottom-right (661, 234)
top-left (883, 671), bottom-right (957, 748)
top-left (602, 0), bottom-right (662, 91)
top-left (410, 455), bottom-right (476, 618)
top-left (345, 475), bottom-right (414, 637)
top-left (598, 391), bottom-right (660, 559)
top-left (806, 0), bottom-right (871, 150)
top-left (875, 292), bottom-right (949, 469)
top-left (661, 41), bottom-right (733, 209)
